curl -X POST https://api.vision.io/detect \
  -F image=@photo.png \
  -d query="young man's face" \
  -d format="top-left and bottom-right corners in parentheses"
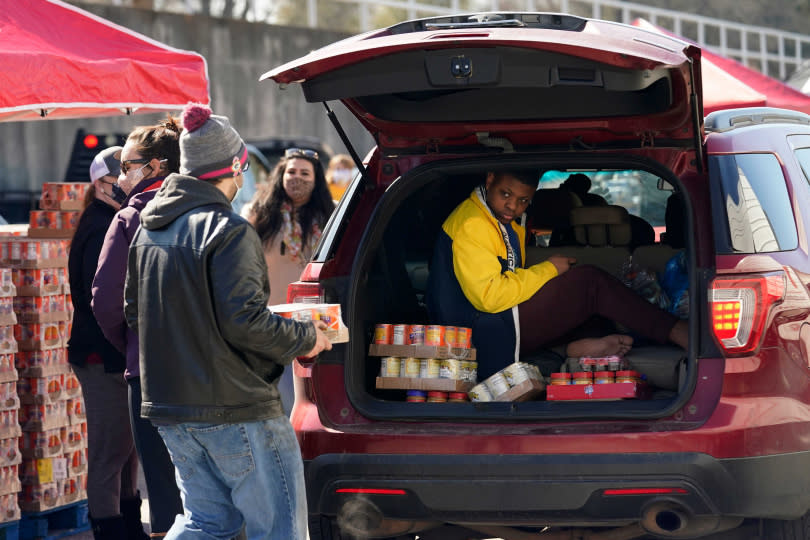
top-left (484, 172), bottom-right (535, 225)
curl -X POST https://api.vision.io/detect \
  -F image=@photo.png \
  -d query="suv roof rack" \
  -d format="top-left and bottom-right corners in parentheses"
top-left (705, 107), bottom-right (810, 133)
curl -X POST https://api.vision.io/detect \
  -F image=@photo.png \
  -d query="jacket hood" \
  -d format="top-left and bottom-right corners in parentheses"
top-left (141, 173), bottom-right (233, 230)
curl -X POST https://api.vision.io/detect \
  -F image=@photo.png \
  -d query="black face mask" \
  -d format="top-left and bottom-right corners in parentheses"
top-left (109, 183), bottom-right (128, 204)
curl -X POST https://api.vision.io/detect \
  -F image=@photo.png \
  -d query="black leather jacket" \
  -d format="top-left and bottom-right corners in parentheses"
top-left (124, 174), bottom-right (316, 423)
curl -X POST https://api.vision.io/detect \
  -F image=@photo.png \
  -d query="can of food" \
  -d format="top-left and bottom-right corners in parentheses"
top-left (573, 371), bottom-right (593, 385)
top-left (455, 327), bottom-right (472, 348)
top-left (448, 392), bottom-right (469, 403)
top-left (408, 324), bottom-right (425, 345)
top-left (427, 391), bottom-right (448, 403)
top-left (468, 383), bottom-right (493, 402)
top-left (61, 211), bottom-right (79, 229)
top-left (484, 372), bottom-right (510, 398)
top-left (392, 324), bottom-right (409, 345)
top-left (439, 359), bottom-right (462, 380)
top-left (379, 357), bottom-right (401, 377)
top-left (550, 372), bottom-right (572, 385)
top-left (468, 361), bottom-right (478, 383)
top-left (419, 358), bottom-right (441, 379)
top-left (502, 363), bottom-right (531, 386)
top-left (460, 360), bottom-right (472, 382)
top-left (374, 324), bottom-right (393, 345)
top-left (594, 371), bottom-right (615, 384)
top-left (402, 357), bottom-right (421, 378)
top-left (424, 325), bottom-right (445, 346)
top-left (444, 326), bottom-right (457, 348)
top-left (406, 390), bottom-right (427, 403)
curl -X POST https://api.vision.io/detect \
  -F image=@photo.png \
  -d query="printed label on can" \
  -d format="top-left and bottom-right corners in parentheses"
top-left (439, 359), bottom-right (462, 380)
top-left (468, 383), bottom-right (493, 402)
top-left (402, 357), bottom-right (421, 378)
top-left (408, 324), bottom-right (425, 345)
top-left (502, 363), bottom-right (530, 386)
top-left (444, 326), bottom-right (457, 348)
top-left (455, 327), bottom-right (472, 348)
top-left (380, 357), bottom-right (401, 377)
top-left (392, 324), bottom-right (408, 345)
top-left (484, 372), bottom-right (510, 397)
top-left (425, 325), bottom-right (445, 346)
top-left (374, 324), bottom-right (393, 345)
top-left (420, 358), bottom-right (441, 379)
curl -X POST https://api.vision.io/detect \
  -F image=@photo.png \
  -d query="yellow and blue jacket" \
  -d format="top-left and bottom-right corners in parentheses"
top-left (426, 187), bottom-right (558, 379)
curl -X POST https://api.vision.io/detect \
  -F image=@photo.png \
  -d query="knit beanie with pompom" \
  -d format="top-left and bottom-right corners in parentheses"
top-left (179, 103), bottom-right (247, 180)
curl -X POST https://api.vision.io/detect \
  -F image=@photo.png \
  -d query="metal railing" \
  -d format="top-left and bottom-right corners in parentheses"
top-left (145, 0), bottom-right (810, 80)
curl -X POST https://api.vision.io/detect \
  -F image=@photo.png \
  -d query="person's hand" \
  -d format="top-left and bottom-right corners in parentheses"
top-left (302, 320), bottom-right (333, 358)
top-left (547, 255), bottom-right (576, 275)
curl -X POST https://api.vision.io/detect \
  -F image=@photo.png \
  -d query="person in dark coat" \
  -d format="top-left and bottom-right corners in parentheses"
top-left (68, 146), bottom-right (148, 540)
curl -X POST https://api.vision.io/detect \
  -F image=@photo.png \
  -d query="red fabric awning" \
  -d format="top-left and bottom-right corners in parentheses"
top-left (632, 18), bottom-right (810, 115)
top-left (0, 0), bottom-right (210, 122)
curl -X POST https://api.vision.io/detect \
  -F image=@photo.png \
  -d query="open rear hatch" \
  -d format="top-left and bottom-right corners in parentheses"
top-left (262, 12), bottom-right (704, 158)
top-left (261, 13), bottom-right (709, 424)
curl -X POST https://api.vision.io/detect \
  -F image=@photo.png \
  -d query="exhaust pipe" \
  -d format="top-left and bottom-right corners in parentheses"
top-left (641, 501), bottom-right (690, 537)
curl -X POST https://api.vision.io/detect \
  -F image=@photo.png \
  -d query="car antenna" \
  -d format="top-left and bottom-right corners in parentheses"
top-left (323, 101), bottom-right (370, 185)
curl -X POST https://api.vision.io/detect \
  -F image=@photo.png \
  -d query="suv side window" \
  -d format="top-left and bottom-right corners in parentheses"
top-left (794, 147), bottom-right (810, 183)
top-left (708, 153), bottom-right (797, 254)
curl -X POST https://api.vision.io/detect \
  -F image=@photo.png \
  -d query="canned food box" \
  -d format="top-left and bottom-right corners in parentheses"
top-left (268, 303), bottom-right (349, 343)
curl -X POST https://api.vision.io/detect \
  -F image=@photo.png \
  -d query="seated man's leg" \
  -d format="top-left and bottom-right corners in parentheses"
top-left (155, 423), bottom-right (245, 540)
top-left (518, 264), bottom-right (678, 354)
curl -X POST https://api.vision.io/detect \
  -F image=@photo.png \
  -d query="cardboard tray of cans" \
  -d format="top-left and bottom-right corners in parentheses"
top-left (492, 378), bottom-right (546, 402)
top-left (546, 382), bottom-right (651, 401)
top-left (375, 377), bottom-right (474, 392)
top-left (368, 344), bottom-right (476, 360)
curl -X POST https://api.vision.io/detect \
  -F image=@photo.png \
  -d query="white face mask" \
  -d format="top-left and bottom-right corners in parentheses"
top-left (230, 175), bottom-right (242, 202)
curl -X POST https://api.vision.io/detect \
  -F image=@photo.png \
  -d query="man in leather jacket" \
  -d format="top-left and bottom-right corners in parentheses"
top-left (124, 104), bottom-right (331, 540)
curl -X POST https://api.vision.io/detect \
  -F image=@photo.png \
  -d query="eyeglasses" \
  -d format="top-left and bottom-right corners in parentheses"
top-left (120, 158), bottom-right (150, 174)
top-left (284, 148), bottom-right (319, 161)
top-left (97, 177), bottom-right (117, 185)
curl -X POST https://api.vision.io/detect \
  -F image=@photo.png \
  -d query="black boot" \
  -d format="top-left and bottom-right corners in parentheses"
top-left (90, 514), bottom-right (125, 540)
top-left (120, 493), bottom-right (150, 540)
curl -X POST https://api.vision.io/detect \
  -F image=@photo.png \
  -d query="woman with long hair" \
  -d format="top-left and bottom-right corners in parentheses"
top-left (245, 148), bottom-right (336, 413)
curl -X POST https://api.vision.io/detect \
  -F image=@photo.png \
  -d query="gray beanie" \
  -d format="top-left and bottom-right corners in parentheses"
top-left (179, 103), bottom-right (247, 180)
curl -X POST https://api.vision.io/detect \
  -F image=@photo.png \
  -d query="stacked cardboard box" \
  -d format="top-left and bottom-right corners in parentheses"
top-left (1, 236), bottom-right (87, 512)
top-left (0, 267), bottom-right (21, 524)
top-left (28, 183), bottom-right (87, 239)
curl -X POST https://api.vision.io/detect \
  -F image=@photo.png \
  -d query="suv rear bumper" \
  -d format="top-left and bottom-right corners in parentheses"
top-left (305, 450), bottom-right (810, 525)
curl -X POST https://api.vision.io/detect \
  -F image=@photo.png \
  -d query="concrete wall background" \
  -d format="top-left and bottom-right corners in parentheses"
top-left (0, 3), bottom-right (375, 192)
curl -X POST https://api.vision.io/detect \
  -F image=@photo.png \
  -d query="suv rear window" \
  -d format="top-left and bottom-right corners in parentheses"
top-left (708, 153), bottom-right (797, 254)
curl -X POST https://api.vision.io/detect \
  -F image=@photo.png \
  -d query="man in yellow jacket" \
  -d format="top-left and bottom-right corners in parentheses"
top-left (426, 168), bottom-right (687, 379)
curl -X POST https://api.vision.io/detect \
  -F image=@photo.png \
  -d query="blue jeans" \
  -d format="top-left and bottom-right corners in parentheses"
top-left (155, 417), bottom-right (307, 540)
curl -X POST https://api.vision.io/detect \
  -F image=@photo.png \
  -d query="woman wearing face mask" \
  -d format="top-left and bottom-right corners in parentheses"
top-left (91, 116), bottom-right (184, 539)
top-left (325, 153), bottom-right (355, 201)
top-left (244, 148), bottom-right (336, 414)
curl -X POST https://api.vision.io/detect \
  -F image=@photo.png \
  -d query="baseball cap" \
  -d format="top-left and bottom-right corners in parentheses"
top-left (89, 146), bottom-right (123, 182)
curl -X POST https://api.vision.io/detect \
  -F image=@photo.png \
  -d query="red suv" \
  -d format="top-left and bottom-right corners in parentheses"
top-left (263, 13), bottom-right (810, 540)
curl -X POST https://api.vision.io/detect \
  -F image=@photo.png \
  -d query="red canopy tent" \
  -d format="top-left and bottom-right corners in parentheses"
top-left (632, 18), bottom-right (810, 115)
top-left (0, 0), bottom-right (210, 122)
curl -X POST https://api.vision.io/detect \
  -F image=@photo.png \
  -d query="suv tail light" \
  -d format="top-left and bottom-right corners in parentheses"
top-left (286, 262), bottom-right (324, 303)
top-left (710, 272), bottom-right (785, 356)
